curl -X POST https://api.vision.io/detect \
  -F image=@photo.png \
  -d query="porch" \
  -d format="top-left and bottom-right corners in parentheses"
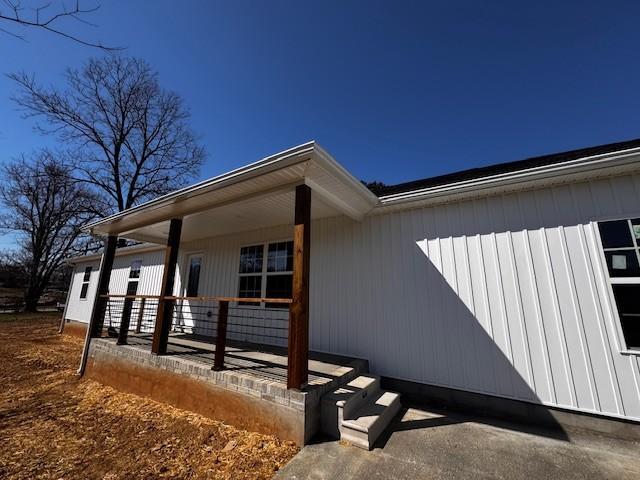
top-left (95, 331), bottom-right (367, 392)
top-left (77, 143), bottom-right (379, 443)
top-left (84, 321), bottom-right (367, 444)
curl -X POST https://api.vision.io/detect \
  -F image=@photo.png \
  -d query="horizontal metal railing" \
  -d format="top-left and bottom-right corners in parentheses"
top-left (100, 293), bottom-right (292, 370)
top-left (101, 296), bottom-right (160, 337)
top-left (171, 297), bottom-right (290, 346)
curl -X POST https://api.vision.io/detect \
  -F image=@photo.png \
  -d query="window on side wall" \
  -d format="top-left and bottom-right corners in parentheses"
top-left (79, 266), bottom-right (92, 300)
top-left (238, 241), bottom-right (293, 308)
top-left (598, 218), bottom-right (640, 351)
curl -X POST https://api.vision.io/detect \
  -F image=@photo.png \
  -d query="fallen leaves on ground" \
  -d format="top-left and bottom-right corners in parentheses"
top-left (0, 316), bottom-right (298, 479)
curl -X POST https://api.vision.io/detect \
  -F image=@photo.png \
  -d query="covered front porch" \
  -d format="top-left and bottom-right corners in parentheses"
top-left (76, 143), bottom-right (377, 443)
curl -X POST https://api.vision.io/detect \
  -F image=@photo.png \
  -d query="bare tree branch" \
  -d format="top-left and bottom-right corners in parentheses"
top-left (9, 56), bottom-right (206, 214)
top-left (0, 0), bottom-right (122, 50)
top-left (0, 151), bottom-right (98, 311)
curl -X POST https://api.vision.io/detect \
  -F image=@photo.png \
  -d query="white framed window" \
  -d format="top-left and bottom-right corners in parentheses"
top-left (238, 240), bottom-right (293, 308)
top-left (597, 218), bottom-right (640, 352)
top-left (79, 266), bottom-right (92, 300)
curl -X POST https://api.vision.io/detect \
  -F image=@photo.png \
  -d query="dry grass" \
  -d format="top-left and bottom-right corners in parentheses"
top-left (0, 316), bottom-right (298, 479)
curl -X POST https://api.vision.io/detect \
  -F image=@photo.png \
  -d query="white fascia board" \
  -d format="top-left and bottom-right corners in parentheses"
top-left (84, 141), bottom-right (379, 235)
top-left (312, 144), bottom-right (380, 205)
top-left (377, 147), bottom-right (640, 209)
top-left (65, 243), bottom-right (165, 264)
top-left (83, 141), bottom-right (317, 234)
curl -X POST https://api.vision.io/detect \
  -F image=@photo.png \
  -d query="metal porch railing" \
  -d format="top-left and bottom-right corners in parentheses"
top-left (98, 294), bottom-right (292, 372)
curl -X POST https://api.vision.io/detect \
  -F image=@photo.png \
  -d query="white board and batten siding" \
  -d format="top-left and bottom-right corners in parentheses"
top-left (65, 249), bottom-right (165, 323)
top-left (65, 259), bottom-right (101, 322)
top-left (308, 172), bottom-right (640, 423)
top-left (67, 172), bottom-right (640, 422)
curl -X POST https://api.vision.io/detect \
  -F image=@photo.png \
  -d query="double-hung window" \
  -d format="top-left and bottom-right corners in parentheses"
top-left (79, 266), bottom-right (92, 300)
top-left (238, 241), bottom-right (293, 307)
top-left (598, 218), bottom-right (640, 351)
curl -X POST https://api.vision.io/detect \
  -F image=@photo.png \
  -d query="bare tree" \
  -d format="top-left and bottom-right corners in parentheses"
top-left (0, 151), bottom-right (97, 311)
top-left (0, 0), bottom-right (119, 50)
top-left (9, 56), bottom-right (206, 214)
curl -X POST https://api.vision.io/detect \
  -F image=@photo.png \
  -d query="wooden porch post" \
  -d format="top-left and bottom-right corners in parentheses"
top-left (116, 296), bottom-right (134, 345)
top-left (78, 235), bottom-right (117, 376)
top-left (135, 297), bottom-right (146, 334)
top-left (151, 218), bottom-right (182, 354)
top-left (89, 235), bottom-right (118, 338)
top-left (287, 184), bottom-right (311, 390)
top-left (213, 300), bottom-right (229, 371)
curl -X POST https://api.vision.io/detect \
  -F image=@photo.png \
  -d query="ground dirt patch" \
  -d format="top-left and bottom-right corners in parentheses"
top-left (0, 315), bottom-right (298, 479)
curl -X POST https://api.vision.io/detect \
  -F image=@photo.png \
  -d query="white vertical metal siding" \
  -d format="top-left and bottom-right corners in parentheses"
top-left (177, 226), bottom-right (292, 346)
top-left (64, 173), bottom-right (640, 422)
top-left (308, 173), bottom-right (640, 422)
top-left (65, 261), bottom-right (101, 322)
top-left (65, 249), bottom-right (165, 323)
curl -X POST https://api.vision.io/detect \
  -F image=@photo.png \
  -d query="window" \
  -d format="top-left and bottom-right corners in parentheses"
top-left (238, 241), bottom-right (293, 307)
top-left (129, 260), bottom-right (142, 279)
top-left (79, 266), bottom-right (92, 299)
top-left (598, 218), bottom-right (640, 350)
top-left (126, 260), bottom-right (142, 296)
top-left (186, 255), bottom-right (202, 297)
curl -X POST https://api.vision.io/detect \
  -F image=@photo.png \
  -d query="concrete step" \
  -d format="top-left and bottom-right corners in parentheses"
top-left (340, 390), bottom-right (401, 450)
top-left (320, 375), bottom-right (380, 438)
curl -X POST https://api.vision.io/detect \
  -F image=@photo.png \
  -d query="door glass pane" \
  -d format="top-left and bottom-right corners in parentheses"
top-left (80, 283), bottom-right (89, 299)
top-left (129, 260), bottom-right (142, 279)
top-left (239, 245), bottom-right (263, 273)
top-left (126, 280), bottom-right (139, 296)
top-left (604, 250), bottom-right (640, 277)
top-left (612, 284), bottom-right (640, 350)
top-left (83, 266), bottom-right (92, 282)
top-left (599, 220), bottom-right (633, 248)
top-left (187, 257), bottom-right (202, 297)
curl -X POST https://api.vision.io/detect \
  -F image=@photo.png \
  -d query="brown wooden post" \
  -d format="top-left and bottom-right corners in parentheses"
top-left (135, 297), bottom-right (146, 334)
top-left (78, 235), bottom-right (118, 376)
top-left (151, 218), bottom-right (182, 354)
top-left (89, 236), bottom-right (118, 338)
top-left (213, 300), bottom-right (229, 371)
top-left (117, 296), bottom-right (134, 345)
top-left (287, 184), bottom-right (311, 390)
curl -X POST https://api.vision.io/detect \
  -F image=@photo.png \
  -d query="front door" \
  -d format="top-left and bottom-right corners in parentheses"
top-left (177, 254), bottom-right (203, 333)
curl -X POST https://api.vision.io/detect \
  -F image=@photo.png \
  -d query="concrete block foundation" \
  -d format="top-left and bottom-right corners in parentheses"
top-left (84, 339), bottom-right (366, 445)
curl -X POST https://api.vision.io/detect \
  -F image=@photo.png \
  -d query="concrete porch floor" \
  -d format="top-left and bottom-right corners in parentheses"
top-left (276, 405), bottom-right (640, 479)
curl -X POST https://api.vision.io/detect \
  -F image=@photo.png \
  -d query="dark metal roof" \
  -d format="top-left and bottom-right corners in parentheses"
top-left (378, 138), bottom-right (640, 197)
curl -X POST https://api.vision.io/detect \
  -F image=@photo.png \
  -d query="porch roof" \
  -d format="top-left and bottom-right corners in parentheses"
top-left (83, 142), bottom-right (378, 244)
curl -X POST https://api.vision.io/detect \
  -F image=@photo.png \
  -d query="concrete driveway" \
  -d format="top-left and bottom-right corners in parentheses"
top-left (277, 406), bottom-right (640, 479)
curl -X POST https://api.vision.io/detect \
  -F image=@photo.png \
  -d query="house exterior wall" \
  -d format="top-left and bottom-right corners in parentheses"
top-left (65, 260), bottom-right (101, 322)
top-left (66, 172), bottom-right (640, 422)
top-left (308, 173), bottom-right (640, 423)
top-left (65, 249), bottom-right (165, 323)
top-left (175, 226), bottom-right (293, 346)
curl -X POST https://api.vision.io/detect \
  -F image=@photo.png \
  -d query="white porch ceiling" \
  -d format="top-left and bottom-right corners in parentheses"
top-left (121, 188), bottom-right (341, 243)
top-left (84, 142), bottom-right (378, 244)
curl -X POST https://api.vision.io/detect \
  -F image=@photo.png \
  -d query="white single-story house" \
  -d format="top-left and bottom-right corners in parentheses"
top-left (65, 139), bottom-right (640, 444)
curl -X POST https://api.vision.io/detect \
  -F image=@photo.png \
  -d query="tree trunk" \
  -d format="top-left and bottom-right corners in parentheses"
top-left (24, 286), bottom-right (42, 312)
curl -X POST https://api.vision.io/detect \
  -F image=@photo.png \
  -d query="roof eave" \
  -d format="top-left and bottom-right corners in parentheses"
top-left (377, 146), bottom-right (640, 209)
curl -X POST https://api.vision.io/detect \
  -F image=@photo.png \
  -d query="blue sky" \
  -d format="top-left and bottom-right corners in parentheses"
top-left (1, 1), bottom-right (640, 247)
